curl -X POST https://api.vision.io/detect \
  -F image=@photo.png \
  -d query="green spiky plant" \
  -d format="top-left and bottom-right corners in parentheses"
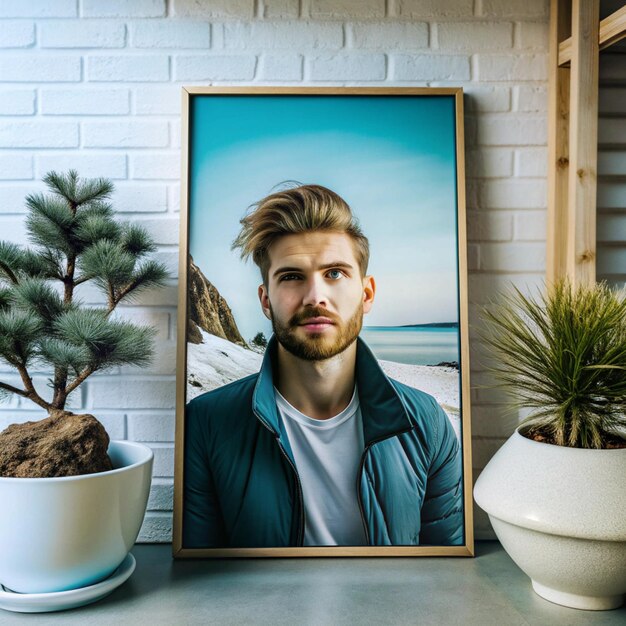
top-left (0, 170), bottom-right (168, 416)
top-left (481, 280), bottom-right (626, 449)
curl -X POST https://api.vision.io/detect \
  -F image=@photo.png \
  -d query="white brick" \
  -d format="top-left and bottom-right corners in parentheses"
top-left (0, 56), bottom-right (81, 82)
top-left (128, 412), bottom-right (175, 441)
top-left (480, 0), bottom-right (548, 18)
top-left (170, 119), bottom-right (181, 149)
top-left (437, 22), bottom-right (513, 50)
top-left (0, 0), bottom-right (76, 17)
top-left (96, 413), bottom-right (126, 440)
top-left (515, 147), bottom-right (547, 177)
top-left (258, 54), bottom-right (303, 81)
top-left (515, 85), bottom-right (547, 112)
top-left (131, 153), bottom-right (181, 180)
top-left (464, 86), bottom-right (510, 112)
top-left (40, 21), bottom-right (126, 48)
top-left (111, 308), bottom-right (170, 339)
top-left (147, 479), bottom-right (174, 510)
top-left (479, 180), bottom-right (547, 209)
top-left (0, 21), bottom-right (35, 47)
top-left (598, 215), bottom-right (626, 243)
top-left (469, 272), bottom-right (545, 304)
top-left (514, 211), bottom-right (546, 241)
top-left (36, 153), bottom-right (127, 180)
top-left (131, 20), bottom-right (210, 48)
top-left (173, 0), bottom-right (254, 18)
top-left (0, 154), bottom-right (33, 179)
top-left (0, 89), bottom-right (35, 115)
top-left (599, 88), bottom-right (626, 115)
top-left (174, 55), bottom-right (256, 80)
top-left (87, 55), bottom-right (169, 82)
top-left (168, 183), bottom-right (180, 212)
top-left (75, 280), bottom-right (177, 307)
top-left (350, 22), bottom-right (428, 49)
top-left (134, 86), bottom-right (181, 115)
top-left (90, 379), bottom-right (176, 409)
top-left (138, 512), bottom-right (171, 542)
top-left (0, 216), bottom-right (28, 244)
top-left (262, 0), bottom-right (300, 19)
top-left (154, 250), bottom-right (178, 278)
top-left (113, 184), bottom-right (168, 213)
top-left (517, 21), bottom-right (548, 49)
top-left (392, 54), bottom-right (470, 81)
top-left (0, 184), bottom-right (44, 213)
top-left (477, 116), bottom-right (547, 146)
top-left (466, 148), bottom-right (513, 178)
top-left (41, 88), bottom-right (130, 115)
top-left (121, 341), bottom-right (176, 375)
top-left (467, 210), bottom-right (513, 242)
top-left (0, 121), bottom-right (78, 148)
top-left (480, 242), bottom-right (545, 272)
top-left (599, 118), bottom-right (626, 146)
top-left (128, 216), bottom-right (180, 245)
top-left (310, 0), bottom-right (384, 19)
top-left (309, 54), bottom-right (386, 81)
top-left (150, 444), bottom-right (175, 476)
top-left (82, 0), bottom-right (165, 18)
top-left (83, 121), bottom-right (169, 148)
top-left (396, 0), bottom-right (473, 18)
top-left (477, 54), bottom-right (547, 81)
top-left (224, 22), bottom-right (343, 49)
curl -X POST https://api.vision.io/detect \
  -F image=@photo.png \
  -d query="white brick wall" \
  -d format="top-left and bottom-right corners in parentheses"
top-left (0, 0), bottom-right (556, 542)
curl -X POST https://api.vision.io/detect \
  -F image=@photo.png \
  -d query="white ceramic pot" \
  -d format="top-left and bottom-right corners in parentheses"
top-left (0, 440), bottom-right (153, 594)
top-left (474, 429), bottom-right (626, 610)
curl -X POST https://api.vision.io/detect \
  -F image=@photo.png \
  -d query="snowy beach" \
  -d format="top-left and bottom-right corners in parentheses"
top-left (187, 332), bottom-right (461, 440)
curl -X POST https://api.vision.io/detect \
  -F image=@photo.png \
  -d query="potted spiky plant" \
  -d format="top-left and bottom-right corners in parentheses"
top-left (474, 280), bottom-right (626, 611)
top-left (0, 171), bottom-right (168, 603)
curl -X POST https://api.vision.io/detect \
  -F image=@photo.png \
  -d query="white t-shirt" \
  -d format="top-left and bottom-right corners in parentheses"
top-left (275, 387), bottom-right (367, 546)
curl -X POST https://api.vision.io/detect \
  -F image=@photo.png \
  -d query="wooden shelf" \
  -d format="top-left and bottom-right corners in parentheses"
top-left (559, 4), bottom-right (626, 66)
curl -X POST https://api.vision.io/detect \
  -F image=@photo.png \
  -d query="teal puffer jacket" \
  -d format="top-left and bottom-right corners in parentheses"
top-left (183, 337), bottom-right (464, 548)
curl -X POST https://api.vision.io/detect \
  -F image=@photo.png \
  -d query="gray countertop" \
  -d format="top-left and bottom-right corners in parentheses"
top-left (1, 542), bottom-right (625, 625)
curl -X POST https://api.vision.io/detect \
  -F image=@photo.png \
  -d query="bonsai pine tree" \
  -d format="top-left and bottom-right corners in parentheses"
top-left (0, 171), bottom-right (168, 476)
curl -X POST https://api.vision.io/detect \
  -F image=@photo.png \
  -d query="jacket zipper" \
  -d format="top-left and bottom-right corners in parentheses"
top-left (253, 409), bottom-right (306, 546)
top-left (356, 427), bottom-right (413, 546)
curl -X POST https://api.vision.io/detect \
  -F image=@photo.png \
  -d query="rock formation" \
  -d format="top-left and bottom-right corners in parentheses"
top-left (187, 255), bottom-right (247, 346)
top-left (0, 411), bottom-right (112, 478)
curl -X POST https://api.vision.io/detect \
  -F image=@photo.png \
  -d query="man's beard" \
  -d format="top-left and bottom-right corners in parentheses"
top-left (270, 304), bottom-right (363, 362)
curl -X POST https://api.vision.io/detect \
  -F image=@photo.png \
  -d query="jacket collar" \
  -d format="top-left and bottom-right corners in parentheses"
top-left (252, 335), bottom-right (413, 447)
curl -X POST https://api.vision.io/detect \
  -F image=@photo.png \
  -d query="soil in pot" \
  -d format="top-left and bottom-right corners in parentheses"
top-left (0, 411), bottom-right (112, 478)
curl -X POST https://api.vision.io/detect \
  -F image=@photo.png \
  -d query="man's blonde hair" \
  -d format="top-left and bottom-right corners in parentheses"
top-left (232, 184), bottom-right (370, 284)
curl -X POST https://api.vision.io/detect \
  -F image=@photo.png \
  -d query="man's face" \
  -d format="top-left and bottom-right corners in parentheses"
top-left (258, 231), bottom-right (375, 361)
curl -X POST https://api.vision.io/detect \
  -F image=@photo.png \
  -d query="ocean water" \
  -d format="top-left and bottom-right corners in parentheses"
top-left (360, 326), bottom-right (459, 366)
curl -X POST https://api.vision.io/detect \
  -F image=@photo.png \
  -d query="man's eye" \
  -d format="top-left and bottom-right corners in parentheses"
top-left (280, 273), bottom-right (301, 281)
top-left (327, 269), bottom-right (343, 280)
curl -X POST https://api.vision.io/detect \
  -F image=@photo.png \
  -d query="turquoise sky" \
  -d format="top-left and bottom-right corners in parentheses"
top-left (189, 95), bottom-right (460, 342)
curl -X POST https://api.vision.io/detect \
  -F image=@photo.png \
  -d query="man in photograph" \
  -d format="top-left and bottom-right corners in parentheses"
top-left (183, 184), bottom-right (463, 548)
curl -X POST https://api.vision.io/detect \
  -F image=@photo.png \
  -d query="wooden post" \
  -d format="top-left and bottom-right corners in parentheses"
top-left (546, 0), bottom-right (571, 284)
top-left (566, 0), bottom-right (599, 286)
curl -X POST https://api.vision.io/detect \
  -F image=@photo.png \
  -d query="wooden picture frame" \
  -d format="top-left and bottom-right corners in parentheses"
top-left (173, 87), bottom-right (473, 558)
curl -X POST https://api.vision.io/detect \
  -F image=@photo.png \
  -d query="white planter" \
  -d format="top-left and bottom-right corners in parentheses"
top-left (474, 430), bottom-right (626, 610)
top-left (0, 440), bottom-right (153, 594)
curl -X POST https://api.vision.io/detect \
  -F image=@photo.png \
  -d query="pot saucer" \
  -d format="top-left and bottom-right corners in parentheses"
top-left (0, 553), bottom-right (136, 613)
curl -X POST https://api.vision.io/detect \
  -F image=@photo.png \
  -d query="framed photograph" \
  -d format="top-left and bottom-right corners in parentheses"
top-left (173, 87), bottom-right (473, 557)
